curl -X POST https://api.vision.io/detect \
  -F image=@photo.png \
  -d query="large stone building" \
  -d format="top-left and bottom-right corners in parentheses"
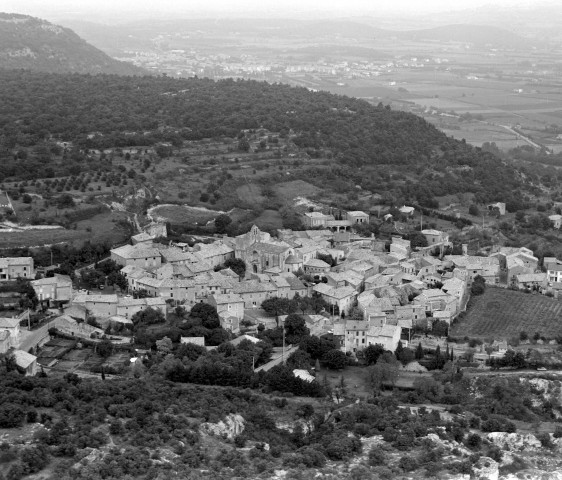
top-left (0, 257), bottom-right (34, 281)
top-left (234, 225), bottom-right (294, 274)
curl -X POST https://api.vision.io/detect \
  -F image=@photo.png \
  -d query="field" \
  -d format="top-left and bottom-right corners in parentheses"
top-left (0, 228), bottom-right (87, 249)
top-left (450, 288), bottom-right (562, 340)
top-left (148, 204), bottom-right (222, 225)
top-left (0, 211), bottom-right (130, 249)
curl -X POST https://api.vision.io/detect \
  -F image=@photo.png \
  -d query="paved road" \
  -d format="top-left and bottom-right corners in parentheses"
top-left (255, 345), bottom-right (296, 372)
top-left (19, 318), bottom-right (58, 352)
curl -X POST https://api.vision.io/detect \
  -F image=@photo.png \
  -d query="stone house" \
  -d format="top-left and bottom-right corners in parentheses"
top-left (0, 257), bottom-right (34, 281)
top-left (31, 274), bottom-right (73, 305)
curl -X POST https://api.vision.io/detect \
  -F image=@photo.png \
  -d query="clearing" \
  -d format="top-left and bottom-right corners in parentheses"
top-left (450, 288), bottom-right (562, 340)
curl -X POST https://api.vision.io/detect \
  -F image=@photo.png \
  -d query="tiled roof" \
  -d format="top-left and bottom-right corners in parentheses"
top-left (13, 349), bottom-right (36, 368)
top-left (73, 294), bottom-right (118, 303)
top-left (233, 280), bottom-right (277, 294)
top-left (210, 293), bottom-right (244, 304)
top-left (279, 273), bottom-right (306, 290)
top-left (0, 257), bottom-right (33, 267)
top-left (0, 317), bottom-right (20, 328)
top-left (305, 259), bottom-right (330, 268)
top-left (112, 244), bottom-right (161, 259)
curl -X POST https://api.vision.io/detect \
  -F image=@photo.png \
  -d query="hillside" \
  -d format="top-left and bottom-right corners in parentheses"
top-left (390, 24), bottom-right (532, 49)
top-left (0, 70), bottom-right (530, 208)
top-left (0, 13), bottom-right (145, 75)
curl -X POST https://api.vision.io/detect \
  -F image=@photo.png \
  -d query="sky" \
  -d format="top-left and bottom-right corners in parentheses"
top-left (3, 0), bottom-right (546, 21)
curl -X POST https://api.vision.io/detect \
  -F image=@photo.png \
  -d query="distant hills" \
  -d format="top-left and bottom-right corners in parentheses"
top-left (386, 24), bottom-right (532, 49)
top-left (0, 13), bottom-right (145, 75)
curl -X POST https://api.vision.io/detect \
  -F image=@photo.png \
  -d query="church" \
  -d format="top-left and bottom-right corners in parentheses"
top-left (233, 226), bottom-right (294, 274)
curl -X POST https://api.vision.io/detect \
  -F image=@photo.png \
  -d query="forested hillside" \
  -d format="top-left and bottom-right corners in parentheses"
top-left (0, 13), bottom-right (144, 75)
top-left (0, 69), bottom-right (527, 205)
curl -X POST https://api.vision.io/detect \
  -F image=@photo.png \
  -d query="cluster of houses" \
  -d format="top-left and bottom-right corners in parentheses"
top-left (0, 205), bottom-right (557, 374)
top-left (104, 219), bottom-right (490, 355)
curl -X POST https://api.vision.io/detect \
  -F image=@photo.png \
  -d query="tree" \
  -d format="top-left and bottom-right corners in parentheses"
top-left (284, 313), bottom-right (310, 344)
top-left (471, 275), bottom-right (486, 296)
top-left (322, 349), bottom-right (347, 370)
top-left (415, 343), bottom-right (424, 360)
top-left (214, 214), bottom-right (232, 234)
top-left (468, 204), bottom-right (480, 216)
top-left (238, 137), bottom-right (250, 152)
top-left (262, 297), bottom-right (294, 317)
top-left (309, 292), bottom-right (329, 314)
top-left (156, 336), bottom-right (173, 354)
top-left (363, 344), bottom-right (385, 365)
top-left (432, 320), bottom-right (449, 338)
top-left (190, 303), bottom-right (220, 329)
top-left (398, 347), bottom-right (415, 365)
top-left (131, 307), bottom-right (165, 327)
top-left (299, 335), bottom-right (336, 360)
top-left (97, 338), bottom-right (113, 358)
top-left (394, 340), bottom-right (404, 360)
top-left (406, 232), bottom-right (428, 248)
top-left (224, 258), bottom-right (246, 277)
top-left (367, 352), bottom-right (399, 390)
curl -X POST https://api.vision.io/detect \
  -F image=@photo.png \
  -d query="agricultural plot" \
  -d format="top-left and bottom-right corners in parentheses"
top-left (148, 204), bottom-right (222, 225)
top-left (450, 288), bottom-right (562, 340)
top-left (0, 228), bottom-right (87, 249)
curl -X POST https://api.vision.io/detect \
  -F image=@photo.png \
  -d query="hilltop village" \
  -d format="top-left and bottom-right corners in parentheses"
top-left (3, 203), bottom-right (560, 379)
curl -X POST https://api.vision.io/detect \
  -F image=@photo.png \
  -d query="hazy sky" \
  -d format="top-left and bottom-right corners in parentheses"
top-left (3, 0), bottom-right (545, 20)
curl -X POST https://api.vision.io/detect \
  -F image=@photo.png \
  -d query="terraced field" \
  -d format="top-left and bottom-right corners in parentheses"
top-left (451, 287), bottom-right (562, 340)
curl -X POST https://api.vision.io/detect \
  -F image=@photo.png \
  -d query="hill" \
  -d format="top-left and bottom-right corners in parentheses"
top-left (390, 24), bottom-right (533, 49)
top-left (0, 70), bottom-right (530, 208)
top-left (0, 13), bottom-right (145, 75)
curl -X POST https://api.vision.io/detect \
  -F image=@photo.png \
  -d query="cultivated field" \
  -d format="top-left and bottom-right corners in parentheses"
top-left (149, 204), bottom-right (222, 225)
top-left (450, 288), bottom-right (562, 340)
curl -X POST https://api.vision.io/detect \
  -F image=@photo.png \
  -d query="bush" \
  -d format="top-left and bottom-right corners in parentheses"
top-left (368, 448), bottom-right (386, 466)
top-left (399, 455), bottom-right (418, 472)
top-left (466, 433), bottom-right (482, 449)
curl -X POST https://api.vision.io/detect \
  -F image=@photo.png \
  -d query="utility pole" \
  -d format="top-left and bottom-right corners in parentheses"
top-left (420, 212), bottom-right (423, 231)
top-left (282, 320), bottom-right (286, 365)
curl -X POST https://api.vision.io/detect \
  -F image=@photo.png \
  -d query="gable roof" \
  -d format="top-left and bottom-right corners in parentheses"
top-left (13, 350), bottom-right (37, 368)
top-left (0, 317), bottom-right (20, 329)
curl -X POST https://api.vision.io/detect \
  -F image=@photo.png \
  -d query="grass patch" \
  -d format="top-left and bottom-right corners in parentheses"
top-left (450, 287), bottom-right (562, 340)
top-left (253, 209), bottom-right (283, 232)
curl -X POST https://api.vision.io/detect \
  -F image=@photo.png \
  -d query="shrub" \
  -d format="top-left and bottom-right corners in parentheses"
top-left (399, 455), bottom-right (418, 472)
top-left (466, 433), bottom-right (482, 449)
top-left (367, 448), bottom-right (386, 466)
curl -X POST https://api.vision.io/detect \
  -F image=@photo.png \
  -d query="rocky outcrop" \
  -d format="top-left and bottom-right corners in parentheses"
top-left (487, 432), bottom-right (541, 451)
top-left (199, 413), bottom-right (245, 440)
top-left (275, 419), bottom-right (314, 434)
top-left (503, 471), bottom-right (562, 480)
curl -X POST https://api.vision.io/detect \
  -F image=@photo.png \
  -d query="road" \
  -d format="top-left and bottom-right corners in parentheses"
top-left (255, 345), bottom-right (296, 372)
top-left (498, 124), bottom-right (544, 151)
top-left (19, 324), bottom-right (51, 352)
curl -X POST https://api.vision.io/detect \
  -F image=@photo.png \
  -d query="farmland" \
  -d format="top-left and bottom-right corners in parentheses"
top-left (450, 287), bottom-right (562, 340)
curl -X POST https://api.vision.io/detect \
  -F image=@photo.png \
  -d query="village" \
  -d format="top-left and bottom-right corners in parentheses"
top-left (1, 202), bottom-right (562, 380)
